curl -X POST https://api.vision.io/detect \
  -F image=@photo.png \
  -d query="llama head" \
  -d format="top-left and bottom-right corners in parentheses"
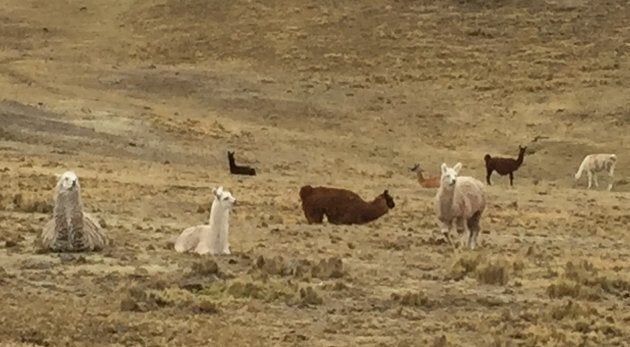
top-left (440, 162), bottom-right (462, 187)
top-left (212, 186), bottom-right (236, 209)
top-left (381, 190), bottom-right (395, 209)
top-left (56, 171), bottom-right (80, 192)
top-left (227, 151), bottom-right (235, 159)
top-left (410, 164), bottom-right (422, 172)
top-left (518, 145), bottom-right (527, 153)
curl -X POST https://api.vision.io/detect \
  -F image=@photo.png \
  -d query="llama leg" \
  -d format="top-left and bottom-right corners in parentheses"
top-left (593, 173), bottom-right (599, 188)
top-left (587, 171), bottom-right (593, 189)
top-left (486, 169), bottom-right (493, 185)
top-left (468, 212), bottom-right (482, 250)
top-left (439, 221), bottom-right (455, 249)
top-left (304, 207), bottom-right (324, 224)
top-left (221, 229), bottom-right (231, 255)
top-left (509, 172), bottom-right (514, 187)
top-left (608, 167), bottom-right (614, 191)
top-left (460, 221), bottom-right (471, 250)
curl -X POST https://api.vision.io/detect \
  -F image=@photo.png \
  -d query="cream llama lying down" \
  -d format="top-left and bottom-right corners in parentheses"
top-left (174, 186), bottom-right (236, 255)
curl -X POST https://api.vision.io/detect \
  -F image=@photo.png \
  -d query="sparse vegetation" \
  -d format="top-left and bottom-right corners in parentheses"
top-left (547, 261), bottom-right (630, 300)
top-left (1, 0), bottom-right (630, 345)
top-left (475, 259), bottom-right (510, 286)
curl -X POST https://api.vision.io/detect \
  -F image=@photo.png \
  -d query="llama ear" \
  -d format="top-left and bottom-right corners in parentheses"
top-left (441, 163), bottom-right (448, 174)
top-left (453, 162), bottom-right (462, 173)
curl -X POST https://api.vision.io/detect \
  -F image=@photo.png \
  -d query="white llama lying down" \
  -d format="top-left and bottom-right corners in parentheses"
top-left (574, 153), bottom-right (617, 191)
top-left (39, 171), bottom-right (108, 252)
top-left (174, 186), bottom-right (236, 255)
top-left (434, 163), bottom-right (486, 250)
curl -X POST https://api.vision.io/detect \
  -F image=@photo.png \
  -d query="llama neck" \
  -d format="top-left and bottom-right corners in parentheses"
top-left (55, 189), bottom-right (82, 215)
top-left (516, 150), bottom-right (525, 166)
top-left (209, 201), bottom-right (229, 228)
top-left (200, 199), bottom-right (229, 244)
top-left (228, 157), bottom-right (237, 169)
top-left (361, 198), bottom-right (389, 223)
top-left (437, 186), bottom-right (456, 219)
top-left (416, 171), bottom-right (425, 182)
top-left (54, 189), bottom-right (83, 232)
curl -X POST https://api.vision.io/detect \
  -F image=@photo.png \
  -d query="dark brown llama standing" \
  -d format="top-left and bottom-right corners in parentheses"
top-left (484, 145), bottom-right (527, 186)
top-left (299, 185), bottom-right (395, 225)
top-left (227, 151), bottom-right (256, 176)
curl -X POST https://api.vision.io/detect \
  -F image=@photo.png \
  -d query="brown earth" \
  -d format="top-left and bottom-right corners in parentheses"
top-left (1, 0), bottom-right (630, 346)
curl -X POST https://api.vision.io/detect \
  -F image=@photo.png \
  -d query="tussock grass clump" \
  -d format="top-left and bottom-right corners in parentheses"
top-left (311, 256), bottom-right (344, 279)
top-left (475, 259), bottom-right (510, 285)
top-left (120, 285), bottom-right (172, 312)
top-left (253, 255), bottom-right (310, 277)
top-left (178, 258), bottom-right (224, 292)
top-left (449, 253), bottom-right (511, 285)
top-left (190, 258), bottom-right (220, 276)
top-left (226, 280), bottom-right (297, 303)
top-left (196, 277), bottom-right (323, 306)
top-left (449, 253), bottom-right (481, 280)
top-left (299, 286), bottom-right (323, 306)
top-left (548, 300), bottom-right (598, 321)
top-left (11, 193), bottom-right (53, 213)
top-left (547, 260), bottom-right (630, 300)
top-left (546, 280), bottom-right (602, 301)
top-left (253, 255), bottom-right (344, 279)
top-left (391, 290), bottom-right (432, 308)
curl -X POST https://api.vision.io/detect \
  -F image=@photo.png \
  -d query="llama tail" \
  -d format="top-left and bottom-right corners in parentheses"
top-left (299, 185), bottom-right (314, 200)
top-left (484, 154), bottom-right (491, 163)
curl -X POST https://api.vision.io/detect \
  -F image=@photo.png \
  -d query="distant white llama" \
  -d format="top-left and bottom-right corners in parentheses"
top-left (574, 154), bottom-right (617, 191)
top-left (434, 163), bottom-right (486, 250)
top-left (174, 186), bottom-right (236, 255)
top-left (39, 171), bottom-right (108, 252)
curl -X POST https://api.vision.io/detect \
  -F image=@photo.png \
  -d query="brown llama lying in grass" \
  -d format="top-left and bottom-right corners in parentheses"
top-left (410, 164), bottom-right (440, 188)
top-left (484, 145), bottom-right (527, 186)
top-left (299, 185), bottom-right (395, 225)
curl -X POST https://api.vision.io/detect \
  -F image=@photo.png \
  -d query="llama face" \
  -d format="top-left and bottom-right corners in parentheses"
top-left (213, 186), bottom-right (236, 209)
top-left (440, 163), bottom-right (462, 187)
top-left (382, 190), bottom-right (395, 209)
top-left (58, 171), bottom-right (79, 191)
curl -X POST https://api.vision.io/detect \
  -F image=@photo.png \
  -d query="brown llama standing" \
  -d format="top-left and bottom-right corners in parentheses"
top-left (299, 185), bottom-right (395, 225)
top-left (484, 145), bottom-right (527, 186)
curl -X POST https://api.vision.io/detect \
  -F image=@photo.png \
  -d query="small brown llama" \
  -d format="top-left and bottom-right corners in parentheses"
top-left (484, 145), bottom-right (527, 186)
top-left (410, 164), bottom-right (440, 188)
top-left (299, 185), bottom-right (395, 225)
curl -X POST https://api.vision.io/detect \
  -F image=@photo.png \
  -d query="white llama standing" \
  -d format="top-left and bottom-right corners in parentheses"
top-left (434, 162), bottom-right (486, 250)
top-left (174, 186), bottom-right (236, 255)
top-left (574, 153), bottom-right (617, 191)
